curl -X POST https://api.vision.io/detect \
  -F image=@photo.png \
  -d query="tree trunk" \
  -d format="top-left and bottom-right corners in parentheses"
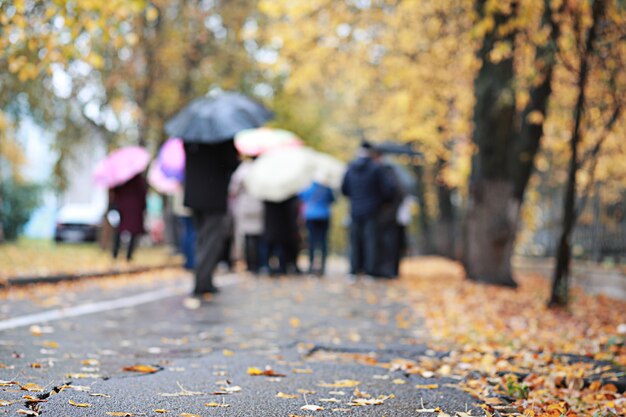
top-left (466, 179), bottom-right (519, 286)
top-left (466, 2), bottom-right (518, 286)
top-left (466, 0), bottom-right (561, 286)
top-left (413, 164), bottom-right (434, 254)
top-left (550, 0), bottom-right (606, 307)
top-left (435, 159), bottom-right (456, 259)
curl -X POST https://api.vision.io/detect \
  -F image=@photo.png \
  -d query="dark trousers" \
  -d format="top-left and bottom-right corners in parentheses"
top-left (244, 234), bottom-right (263, 272)
top-left (306, 219), bottom-right (329, 274)
top-left (177, 216), bottom-right (196, 270)
top-left (349, 216), bottom-right (378, 275)
top-left (112, 231), bottom-right (138, 261)
top-left (267, 240), bottom-right (300, 275)
top-left (376, 221), bottom-right (400, 278)
top-left (192, 211), bottom-right (228, 294)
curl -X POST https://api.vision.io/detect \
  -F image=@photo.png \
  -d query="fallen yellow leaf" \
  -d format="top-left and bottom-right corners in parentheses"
top-left (205, 401), bottom-right (229, 407)
top-left (415, 384), bottom-right (439, 389)
top-left (20, 383), bottom-right (44, 392)
top-left (247, 366), bottom-right (286, 377)
top-left (122, 364), bottom-right (159, 373)
top-left (276, 392), bottom-right (299, 399)
top-left (68, 399), bottom-right (91, 407)
top-left (318, 379), bottom-right (360, 388)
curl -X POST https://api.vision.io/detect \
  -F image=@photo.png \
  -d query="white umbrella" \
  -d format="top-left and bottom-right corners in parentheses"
top-left (234, 127), bottom-right (303, 156)
top-left (244, 147), bottom-right (319, 202)
top-left (312, 152), bottom-right (346, 189)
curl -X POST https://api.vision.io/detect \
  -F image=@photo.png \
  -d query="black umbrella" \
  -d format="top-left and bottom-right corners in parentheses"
top-left (164, 92), bottom-right (273, 144)
top-left (374, 141), bottom-right (423, 157)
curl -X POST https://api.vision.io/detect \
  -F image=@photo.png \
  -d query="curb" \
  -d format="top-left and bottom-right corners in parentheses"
top-left (0, 264), bottom-right (184, 289)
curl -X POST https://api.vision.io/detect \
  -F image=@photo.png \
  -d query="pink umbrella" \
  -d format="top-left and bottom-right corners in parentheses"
top-left (158, 138), bottom-right (185, 181)
top-left (147, 161), bottom-right (181, 195)
top-left (93, 146), bottom-right (150, 188)
top-left (234, 128), bottom-right (303, 156)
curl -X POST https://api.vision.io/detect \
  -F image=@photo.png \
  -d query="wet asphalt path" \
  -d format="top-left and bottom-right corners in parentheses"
top-left (0, 267), bottom-right (484, 416)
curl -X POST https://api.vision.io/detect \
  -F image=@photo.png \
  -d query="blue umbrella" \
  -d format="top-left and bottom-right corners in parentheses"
top-left (164, 92), bottom-right (273, 144)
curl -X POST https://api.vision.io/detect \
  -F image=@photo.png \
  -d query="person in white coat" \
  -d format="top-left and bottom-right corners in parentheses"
top-left (229, 159), bottom-right (266, 273)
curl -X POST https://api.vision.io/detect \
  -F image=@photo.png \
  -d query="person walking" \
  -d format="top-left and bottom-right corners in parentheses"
top-left (110, 173), bottom-right (148, 261)
top-left (229, 159), bottom-right (266, 273)
top-left (263, 196), bottom-right (301, 275)
top-left (375, 157), bottom-right (406, 278)
top-left (341, 141), bottom-right (395, 278)
top-left (299, 181), bottom-right (335, 276)
top-left (172, 186), bottom-right (196, 270)
top-left (184, 140), bottom-right (239, 295)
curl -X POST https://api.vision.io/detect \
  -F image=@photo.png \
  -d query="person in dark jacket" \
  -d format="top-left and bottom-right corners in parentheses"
top-left (184, 140), bottom-right (239, 295)
top-left (374, 158), bottom-right (407, 278)
top-left (111, 173), bottom-right (148, 261)
top-left (341, 141), bottom-right (395, 277)
top-left (263, 196), bottom-right (301, 275)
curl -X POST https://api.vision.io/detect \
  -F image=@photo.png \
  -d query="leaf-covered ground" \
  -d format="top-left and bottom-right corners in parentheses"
top-left (400, 257), bottom-right (626, 417)
top-left (0, 240), bottom-right (181, 280)
top-left (0, 254), bottom-right (623, 416)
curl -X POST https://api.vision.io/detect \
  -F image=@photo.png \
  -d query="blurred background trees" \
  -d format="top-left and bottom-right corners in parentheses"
top-left (1, 0), bottom-right (625, 304)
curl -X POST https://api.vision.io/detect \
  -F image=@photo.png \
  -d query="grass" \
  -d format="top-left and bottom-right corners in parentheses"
top-left (0, 238), bottom-right (182, 279)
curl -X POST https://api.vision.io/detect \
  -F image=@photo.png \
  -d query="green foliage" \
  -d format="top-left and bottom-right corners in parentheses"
top-left (504, 375), bottom-right (530, 400)
top-left (0, 180), bottom-right (41, 241)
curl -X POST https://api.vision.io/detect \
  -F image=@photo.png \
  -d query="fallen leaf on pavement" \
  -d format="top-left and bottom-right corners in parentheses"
top-left (106, 413), bottom-right (135, 416)
top-left (89, 393), bottom-right (111, 397)
top-left (247, 366), bottom-right (286, 377)
top-left (301, 404), bottom-right (324, 411)
top-left (180, 413), bottom-right (202, 417)
top-left (348, 394), bottom-right (394, 406)
top-left (212, 385), bottom-right (242, 394)
top-left (276, 392), bottom-right (299, 399)
top-left (0, 380), bottom-right (17, 386)
top-left (154, 410), bottom-right (168, 413)
top-left (22, 396), bottom-right (46, 403)
top-left (65, 373), bottom-right (101, 379)
top-left (20, 383), bottom-right (44, 392)
top-left (205, 401), bottom-right (229, 407)
top-left (415, 384), bottom-right (439, 389)
top-left (318, 379), bottom-right (360, 388)
top-left (122, 364), bottom-right (159, 373)
top-left (16, 409), bottom-right (38, 416)
top-left (68, 399), bottom-right (91, 407)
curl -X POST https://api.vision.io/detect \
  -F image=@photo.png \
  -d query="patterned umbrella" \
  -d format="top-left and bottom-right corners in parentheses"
top-left (147, 161), bottom-right (181, 195)
top-left (157, 138), bottom-right (185, 181)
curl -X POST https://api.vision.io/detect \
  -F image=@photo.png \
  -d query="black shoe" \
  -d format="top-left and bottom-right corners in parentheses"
top-left (192, 286), bottom-right (219, 296)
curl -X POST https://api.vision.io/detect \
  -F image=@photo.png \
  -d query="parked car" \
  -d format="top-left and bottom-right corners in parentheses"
top-left (54, 204), bottom-right (104, 243)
